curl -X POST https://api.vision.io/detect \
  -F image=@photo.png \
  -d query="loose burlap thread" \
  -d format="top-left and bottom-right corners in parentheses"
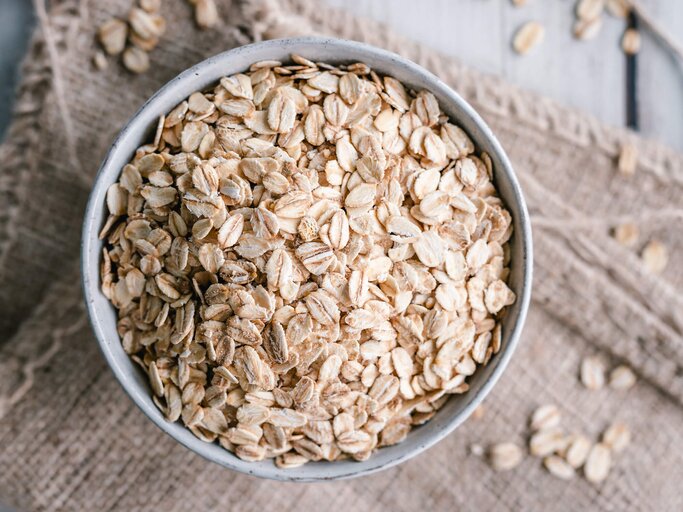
top-left (1, 0), bottom-right (682, 510)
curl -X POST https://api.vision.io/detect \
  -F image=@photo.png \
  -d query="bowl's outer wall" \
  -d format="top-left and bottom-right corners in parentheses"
top-left (82, 37), bottom-right (533, 482)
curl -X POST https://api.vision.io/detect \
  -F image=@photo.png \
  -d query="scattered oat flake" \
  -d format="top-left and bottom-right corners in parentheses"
top-left (98, 18), bottom-right (127, 56)
top-left (530, 404), bottom-right (561, 431)
top-left (584, 443), bottom-right (612, 483)
top-left (576, 0), bottom-right (606, 21)
top-left (489, 442), bottom-right (524, 471)
top-left (574, 16), bottom-right (603, 40)
top-left (122, 46), bottom-right (150, 74)
top-left (544, 455), bottom-right (576, 480)
top-left (613, 222), bottom-right (639, 247)
top-left (603, 422), bottom-right (631, 452)
top-left (530, 427), bottom-right (569, 457)
top-left (622, 28), bottom-right (641, 55)
top-left (192, 0), bottom-right (220, 29)
top-left (93, 51), bottom-right (108, 70)
top-left (606, 0), bottom-right (629, 18)
top-left (581, 356), bottom-right (606, 390)
top-left (642, 240), bottom-right (668, 274)
top-left (609, 365), bottom-right (636, 390)
top-left (513, 21), bottom-right (545, 55)
top-left (618, 143), bottom-right (638, 176)
top-left (565, 435), bottom-right (592, 468)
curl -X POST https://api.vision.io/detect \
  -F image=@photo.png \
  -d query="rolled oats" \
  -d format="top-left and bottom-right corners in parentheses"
top-left (602, 422), bottom-right (631, 452)
top-left (191, 0), bottom-right (220, 29)
top-left (565, 434), bottom-right (592, 468)
top-left (128, 7), bottom-right (165, 41)
top-left (606, 0), bottom-right (629, 18)
top-left (584, 443), bottom-right (612, 483)
top-left (93, 50), bottom-right (109, 70)
top-left (530, 404), bottom-right (561, 431)
top-left (613, 222), bottom-right (639, 247)
top-left (580, 356), bottom-right (606, 390)
top-left (489, 442), bottom-right (524, 471)
top-left (574, 17), bottom-right (603, 40)
top-left (617, 143), bottom-right (638, 176)
top-left (101, 55), bottom-right (515, 465)
top-left (530, 427), bottom-right (569, 457)
top-left (642, 239), bottom-right (668, 274)
top-left (98, 18), bottom-right (128, 56)
top-left (122, 46), bottom-right (150, 74)
top-left (96, 0), bottom-right (167, 74)
top-left (621, 28), bottom-right (641, 55)
top-left (513, 21), bottom-right (545, 55)
top-left (544, 455), bottom-right (576, 480)
top-left (576, 0), bottom-right (605, 21)
top-left (608, 365), bottom-right (636, 390)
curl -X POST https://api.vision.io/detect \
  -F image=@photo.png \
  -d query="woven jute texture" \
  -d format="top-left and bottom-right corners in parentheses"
top-left (1, 0), bottom-right (682, 510)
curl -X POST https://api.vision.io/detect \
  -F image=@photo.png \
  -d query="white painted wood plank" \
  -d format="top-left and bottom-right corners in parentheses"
top-left (501, 1), bottom-right (626, 130)
top-left (323, 0), bottom-right (683, 151)
top-left (638, 1), bottom-right (683, 150)
top-left (324, 0), bottom-right (506, 75)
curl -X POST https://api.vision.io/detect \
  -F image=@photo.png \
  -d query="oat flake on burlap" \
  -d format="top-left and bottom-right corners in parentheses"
top-left (0, 0), bottom-right (682, 510)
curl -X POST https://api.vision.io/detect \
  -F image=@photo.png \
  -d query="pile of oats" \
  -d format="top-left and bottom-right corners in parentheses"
top-left (527, 404), bottom-right (631, 483)
top-left (100, 54), bottom-right (516, 466)
top-left (484, 357), bottom-right (637, 483)
top-left (488, 403), bottom-right (632, 484)
top-left (96, 0), bottom-right (167, 73)
top-left (95, 0), bottom-right (220, 73)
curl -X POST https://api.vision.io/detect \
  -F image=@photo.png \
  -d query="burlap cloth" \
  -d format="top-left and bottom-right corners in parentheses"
top-left (1, 0), bottom-right (682, 510)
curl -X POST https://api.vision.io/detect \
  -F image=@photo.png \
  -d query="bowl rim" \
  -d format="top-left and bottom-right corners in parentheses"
top-left (81, 36), bottom-right (533, 482)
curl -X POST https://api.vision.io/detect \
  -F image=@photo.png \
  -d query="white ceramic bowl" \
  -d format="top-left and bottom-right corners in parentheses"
top-left (82, 37), bottom-right (533, 482)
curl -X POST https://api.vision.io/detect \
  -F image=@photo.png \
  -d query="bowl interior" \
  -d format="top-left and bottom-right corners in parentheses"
top-left (82, 37), bottom-right (532, 482)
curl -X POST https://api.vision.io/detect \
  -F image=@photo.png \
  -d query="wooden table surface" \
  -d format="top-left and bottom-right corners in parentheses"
top-left (325, 0), bottom-right (683, 152)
